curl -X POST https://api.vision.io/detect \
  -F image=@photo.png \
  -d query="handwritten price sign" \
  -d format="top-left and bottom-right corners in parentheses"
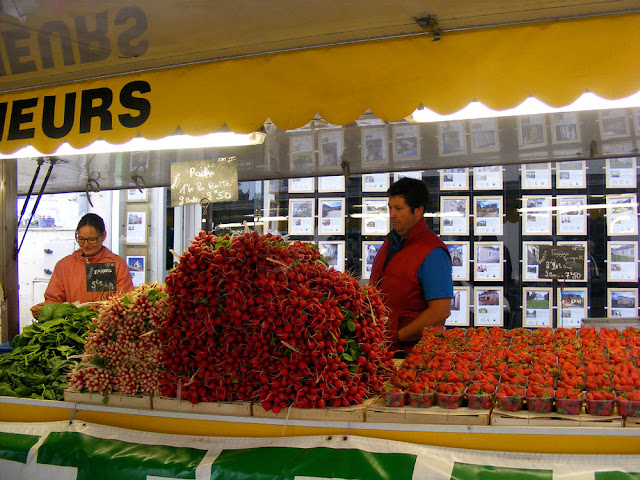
top-left (170, 157), bottom-right (238, 206)
top-left (537, 245), bottom-right (585, 280)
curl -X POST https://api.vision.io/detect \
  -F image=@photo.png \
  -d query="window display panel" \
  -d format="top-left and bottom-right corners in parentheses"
top-left (607, 241), bottom-right (638, 282)
top-left (438, 121), bottom-right (467, 156)
top-left (605, 157), bottom-right (637, 189)
top-left (361, 127), bottom-right (388, 169)
top-left (607, 288), bottom-right (638, 319)
top-left (474, 287), bottom-right (504, 327)
top-left (266, 200), bottom-right (280, 233)
top-left (289, 177), bottom-right (315, 193)
top-left (523, 287), bottom-right (553, 328)
top-left (473, 166), bottom-right (503, 190)
top-left (124, 206), bottom-right (148, 245)
top-left (394, 171), bottom-right (423, 182)
top-left (289, 134), bottom-right (314, 172)
top-left (318, 241), bottom-right (345, 272)
top-left (633, 108), bottom-right (640, 135)
top-left (440, 196), bottom-right (470, 236)
top-left (517, 115), bottom-right (547, 149)
top-left (521, 196), bottom-right (552, 236)
top-left (318, 176), bottom-right (345, 193)
top-left (318, 198), bottom-right (345, 235)
top-left (361, 198), bottom-right (389, 235)
top-left (393, 124), bottom-right (421, 162)
top-left (362, 173), bottom-right (389, 192)
top-left (606, 193), bottom-right (638, 236)
top-left (556, 160), bottom-right (586, 189)
top-left (557, 288), bottom-right (588, 328)
top-left (445, 241), bottom-right (470, 281)
top-left (473, 196), bottom-right (503, 236)
top-left (522, 241), bottom-right (553, 282)
top-left (361, 241), bottom-right (383, 280)
top-left (446, 286), bottom-right (471, 326)
top-left (470, 118), bottom-right (499, 153)
top-left (474, 242), bottom-right (504, 282)
top-left (440, 168), bottom-right (469, 191)
top-left (599, 109), bottom-right (630, 139)
top-left (318, 130), bottom-right (343, 170)
top-left (551, 113), bottom-right (581, 144)
top-left (126, 252), bottom-right (147, 287)
top-left (521, 162), bottom-right (552, 189)
top-left (556, 195), bottom-right (587, 235)
top-left (288, 198), bottom-right (315, 235)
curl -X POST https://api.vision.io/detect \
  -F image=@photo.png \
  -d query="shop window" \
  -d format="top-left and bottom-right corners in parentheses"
top-left (198, 109), bottom-right (640, 330)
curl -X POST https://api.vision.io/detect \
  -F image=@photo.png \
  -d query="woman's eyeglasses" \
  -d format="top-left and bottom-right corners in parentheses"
top-left (76, 236), bottom-right (101, 245)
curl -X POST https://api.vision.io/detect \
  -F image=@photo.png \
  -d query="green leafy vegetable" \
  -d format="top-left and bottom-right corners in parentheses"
top-left (0, 303), bottom-right (97, 401)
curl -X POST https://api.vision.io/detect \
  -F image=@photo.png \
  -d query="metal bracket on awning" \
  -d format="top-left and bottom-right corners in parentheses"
top-left (131, 173), bottom-right (147, 192)
top-left (84, 155), bottom-right (101, 208)
top-left (85, 174), bottom-right (101, 208)
top-left (415, 15), bottom-right (441, 40)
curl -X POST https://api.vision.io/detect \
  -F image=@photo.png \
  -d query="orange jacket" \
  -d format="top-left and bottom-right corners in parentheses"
top-left (43, 247), bottom-right (134, 304)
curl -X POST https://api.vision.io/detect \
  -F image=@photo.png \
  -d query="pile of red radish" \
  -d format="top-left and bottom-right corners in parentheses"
top-left (160, 231), bottom-right (395, 412)
top-left (69, 284), bottom-right (169, 396)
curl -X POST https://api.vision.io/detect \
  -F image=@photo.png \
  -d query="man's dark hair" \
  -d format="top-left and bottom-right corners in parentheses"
top-left (76, 213), bottom-right (105, 235)
top-left (387, 177), bottom-right (429, 211)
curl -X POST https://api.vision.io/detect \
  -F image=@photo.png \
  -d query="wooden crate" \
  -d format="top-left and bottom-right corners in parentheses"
top-left (252, 400), bottom-right (371, 422)
top-left (152, 397), bottom-right (252, 416)
top-left (624, 416), bottom-right (640, 428)
top-left (491, 408), bottom-right (623, 428)
top-left (63, 389), bottom-right (152, 410)
top-left (364, 398), bottom-right (490, 425)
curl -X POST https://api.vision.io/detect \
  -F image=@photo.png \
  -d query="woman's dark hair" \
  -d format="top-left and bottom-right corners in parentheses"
top-left (76, 213), bottom-right (105, 235)
top-left (387, 177), bottom-right (429, 211)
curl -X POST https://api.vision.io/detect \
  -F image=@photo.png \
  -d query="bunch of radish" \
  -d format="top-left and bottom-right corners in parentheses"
top-left (160, 230), bottom-right (395, 412)
top-left (69, 284), bottom-right (169, 396)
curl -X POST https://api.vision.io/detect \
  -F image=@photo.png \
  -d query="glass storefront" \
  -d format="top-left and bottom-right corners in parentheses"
top-left (196, 108), bottom-right (640, 330)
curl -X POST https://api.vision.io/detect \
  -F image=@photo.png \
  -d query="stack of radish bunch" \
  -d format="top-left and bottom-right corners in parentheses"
top-left (161, 231), bottom-right (394, 412)
top-left (69, 284), bottom-right (168, 396)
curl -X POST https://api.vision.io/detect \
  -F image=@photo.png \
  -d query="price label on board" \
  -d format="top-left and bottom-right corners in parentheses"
top-left (170, 157), bottom-right (239, 207)
top-left (85, 262), bottom-right (117, 292)
top-left (537, 245), bottom-right (585, 280)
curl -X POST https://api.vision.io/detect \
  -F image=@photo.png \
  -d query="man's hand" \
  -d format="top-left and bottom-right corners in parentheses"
top-left (398, 297), bottom-right (451, 344)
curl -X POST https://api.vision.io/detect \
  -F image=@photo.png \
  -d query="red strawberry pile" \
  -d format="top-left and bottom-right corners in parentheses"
top-left (384, 326), bottom-right (640, 415)
top-left (69, 284), bottom-right (169, 396)
top-left (159, 231), bottom-right (395, 412)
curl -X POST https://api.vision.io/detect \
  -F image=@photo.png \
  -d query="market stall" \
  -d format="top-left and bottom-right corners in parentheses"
top-left (2, 2), bottom-right (640, 471)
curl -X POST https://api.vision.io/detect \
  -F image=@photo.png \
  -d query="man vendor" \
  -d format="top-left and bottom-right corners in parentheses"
top-left (369, 177), bottom-right (453, 356)
top-left (31, 213), bottom-right (133, 314)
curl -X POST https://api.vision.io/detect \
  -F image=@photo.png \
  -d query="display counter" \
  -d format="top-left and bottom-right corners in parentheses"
top-left (2, 396), bottom-right (640, 455)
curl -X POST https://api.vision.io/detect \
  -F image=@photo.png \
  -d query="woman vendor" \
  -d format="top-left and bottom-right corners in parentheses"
top-left (32, 213), bottom-right (133, 312)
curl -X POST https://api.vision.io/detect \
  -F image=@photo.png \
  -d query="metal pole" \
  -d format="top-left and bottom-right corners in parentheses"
top-left (0, 159), bottom-right (19, 342)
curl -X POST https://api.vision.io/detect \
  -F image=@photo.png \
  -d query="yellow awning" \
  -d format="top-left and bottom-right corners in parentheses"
top-left (0, 13), bottom-right (639, 155)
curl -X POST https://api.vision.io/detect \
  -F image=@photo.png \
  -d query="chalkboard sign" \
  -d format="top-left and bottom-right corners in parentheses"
top-left (85, 262), bottom-right (117, 292)
top-left (538, 245), bottom-right (586, 281)
top-left (170, 157), bottom-right (238, 207)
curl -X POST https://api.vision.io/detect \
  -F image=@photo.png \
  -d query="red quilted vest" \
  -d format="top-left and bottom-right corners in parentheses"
top-left (369, 220), bottom-right (448, 353)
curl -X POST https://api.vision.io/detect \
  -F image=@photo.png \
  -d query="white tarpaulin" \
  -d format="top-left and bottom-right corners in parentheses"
top-left (0, 421), bottom-right (639, 479)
